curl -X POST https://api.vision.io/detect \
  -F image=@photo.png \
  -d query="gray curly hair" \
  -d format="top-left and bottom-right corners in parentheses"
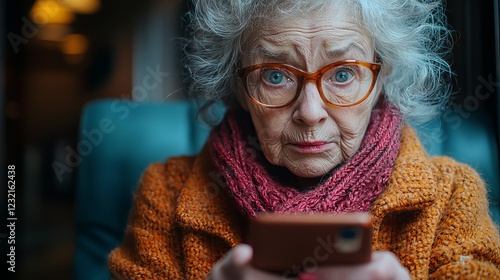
top-left (183, 0), bottom-right (453, 125)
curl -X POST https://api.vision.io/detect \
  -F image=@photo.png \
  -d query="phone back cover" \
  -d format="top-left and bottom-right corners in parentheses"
top-left (246, 212), bottom-right (372, 274)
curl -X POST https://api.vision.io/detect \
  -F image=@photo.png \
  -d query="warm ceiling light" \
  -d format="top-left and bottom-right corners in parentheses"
top-left (61, 0), bottom-right (101, 14)
top-left (30, 0), bottom-right (75, 25)
top-left (61, 34), bottom-right (89, 55)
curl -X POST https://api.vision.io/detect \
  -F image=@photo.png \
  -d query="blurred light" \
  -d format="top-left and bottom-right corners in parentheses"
top-left (62, 34), bottom-right (89, 64)
top-left (61, 34), bottom-right (89, 55)
top-left (37, 24), bottom-right (70, 42)
top-left (61, 0), bottom-right (101, 14)
top-left (30, 0), bottom-right (75, 25)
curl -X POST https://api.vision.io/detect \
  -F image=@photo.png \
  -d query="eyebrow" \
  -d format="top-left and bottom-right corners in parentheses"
top-left (249, 46), bottom-right (289, 60)
top-left (326, 43), bottom-right (368, 59)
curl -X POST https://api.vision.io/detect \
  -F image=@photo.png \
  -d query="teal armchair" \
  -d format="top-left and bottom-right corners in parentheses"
top-left (74, 99), bottom-right (211, 280)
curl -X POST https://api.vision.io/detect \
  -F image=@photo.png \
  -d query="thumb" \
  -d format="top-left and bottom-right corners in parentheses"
top-left (231, 244), bottom-right (253, 267)
top-left (209, 244), bottom-right (253, 280)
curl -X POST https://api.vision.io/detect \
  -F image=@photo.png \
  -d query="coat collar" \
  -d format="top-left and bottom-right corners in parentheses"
top-left (175, 125), bottom-right (439, 246)
top-left (175, 146), bottom-right (245, 247)
top-left (371, 125), bottom-right (439, 217)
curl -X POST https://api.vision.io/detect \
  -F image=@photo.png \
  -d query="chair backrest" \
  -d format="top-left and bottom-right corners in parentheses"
top-left (73, 99), bottom-right (211, 280)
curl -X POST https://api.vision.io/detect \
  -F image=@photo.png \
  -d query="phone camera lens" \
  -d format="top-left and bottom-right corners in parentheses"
top-left (340, 227), bottom-right (358, 239)
top-left (336, 226), bottom-right (363, 253)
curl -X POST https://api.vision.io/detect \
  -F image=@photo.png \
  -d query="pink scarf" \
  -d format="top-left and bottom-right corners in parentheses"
top-left (209, 100), bottom-right (403, 217)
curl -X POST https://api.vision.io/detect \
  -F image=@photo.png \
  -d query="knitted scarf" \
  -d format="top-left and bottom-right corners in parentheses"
top-left (209, 100), bottom-right (403, 217)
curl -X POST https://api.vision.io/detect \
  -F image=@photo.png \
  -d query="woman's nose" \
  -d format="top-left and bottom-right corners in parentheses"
top-left (292, 81), bottom-right (328, 125)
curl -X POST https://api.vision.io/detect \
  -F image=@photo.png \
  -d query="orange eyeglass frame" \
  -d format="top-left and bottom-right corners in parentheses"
top-left (237, 60), bottom-right (382, 109)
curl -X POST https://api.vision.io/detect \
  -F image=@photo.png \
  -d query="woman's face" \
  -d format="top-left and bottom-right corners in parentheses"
top-left (238, 5), bottom-right (382, 184)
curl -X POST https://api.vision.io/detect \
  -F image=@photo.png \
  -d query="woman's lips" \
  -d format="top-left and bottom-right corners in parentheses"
top-left (290, 141), bottom-right (328, 153)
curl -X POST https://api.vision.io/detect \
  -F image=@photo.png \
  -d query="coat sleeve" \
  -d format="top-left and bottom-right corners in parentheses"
top-left (108, 159), bottom-right (194, 279)
top-left (429, 160), bottom-right (500, 279)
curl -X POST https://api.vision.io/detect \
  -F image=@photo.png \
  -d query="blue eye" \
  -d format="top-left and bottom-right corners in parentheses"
top-left (264, 70), bottom-right (285, 85)
top-left (334, 70), bottom-right (351, 83)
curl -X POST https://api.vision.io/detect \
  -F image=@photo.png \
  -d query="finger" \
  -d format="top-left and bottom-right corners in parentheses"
top-left (232, 244), bottom-right (253, 267)
top-left (209, 244), bottom-right (253, 280)
top-left (314, 251), bottom-right (411, 280)
top-left (363, 251), bottom-right (411, 280)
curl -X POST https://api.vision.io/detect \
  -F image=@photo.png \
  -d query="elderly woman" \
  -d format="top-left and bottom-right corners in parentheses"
top-left (108, 0), bottom-right (500, 279)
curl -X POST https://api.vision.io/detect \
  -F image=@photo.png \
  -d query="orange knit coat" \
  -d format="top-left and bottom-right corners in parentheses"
top-left (108, 126), bottom-right (500, 279)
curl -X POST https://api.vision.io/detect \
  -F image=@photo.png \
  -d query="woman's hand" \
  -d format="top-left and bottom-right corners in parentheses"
top-left (309, 251), bottom-right (411, 280)
top-left (207, 246), bottom-right (411, 280)
top-left (206, 244), bottom-right (283, 280)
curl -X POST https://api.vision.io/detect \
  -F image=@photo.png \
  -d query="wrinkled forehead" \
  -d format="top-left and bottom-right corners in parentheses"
top-left (241, 2), bottom-right (374, 67)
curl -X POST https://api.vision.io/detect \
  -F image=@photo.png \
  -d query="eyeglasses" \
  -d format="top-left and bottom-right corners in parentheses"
top-left (237, 60), bottom-right (381, 108)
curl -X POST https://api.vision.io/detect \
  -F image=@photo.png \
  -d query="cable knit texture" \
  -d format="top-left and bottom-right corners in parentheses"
top-left (209, 100), bottom-right (402, 216)
top-left (108, 126), bottom-right (500, 280)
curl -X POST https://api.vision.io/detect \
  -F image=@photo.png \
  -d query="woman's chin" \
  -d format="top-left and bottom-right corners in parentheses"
top-left (285, 159), bottom-right (337, 180)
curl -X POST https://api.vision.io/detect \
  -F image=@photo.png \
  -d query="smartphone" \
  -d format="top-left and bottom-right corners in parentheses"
top-left (246, 212), bottom-right (372, 276)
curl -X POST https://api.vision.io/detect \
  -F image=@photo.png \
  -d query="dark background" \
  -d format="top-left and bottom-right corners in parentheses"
top-left (1, 0), bottom-right (499, 279)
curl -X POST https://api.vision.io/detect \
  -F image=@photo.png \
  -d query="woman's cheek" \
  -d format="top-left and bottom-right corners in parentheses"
top-left (258, 131), bottom-right (284, 163)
